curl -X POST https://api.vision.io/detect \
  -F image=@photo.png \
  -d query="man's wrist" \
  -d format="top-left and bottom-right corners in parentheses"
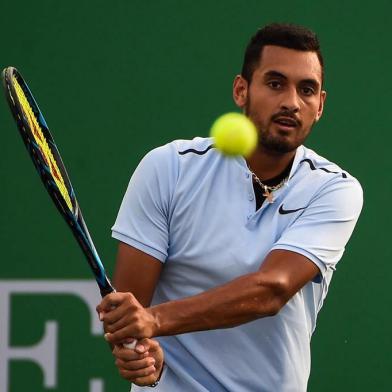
top-left (148, 306), bottom-right (162, 336)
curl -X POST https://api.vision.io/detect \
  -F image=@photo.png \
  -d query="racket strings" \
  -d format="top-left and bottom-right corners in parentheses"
top-left (12, 76), bottom-right (74, 212)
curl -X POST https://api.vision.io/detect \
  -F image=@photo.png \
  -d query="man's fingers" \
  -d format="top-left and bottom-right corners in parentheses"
top-left (113, 338), bottom-right (164, 385)
top-left (97, 292), bottom-right (135, 313)
top-left (116, 357), bottom-right (155, 371)
top-left (119, 365), bottom-right (156, 381)
top-left (105, 327), bottom-right (135, 344)
top-left (134, 338), bottom-right (151, 354)
top-left (112, 345), bottom-right (146, 361)
top-left (96, 292), bottom-right (120, 312)
top-left (146, 338), bottom-right (159, 351)
top-left (104, 311), bottom-right (133, 334)
top-left (102, 303), bottom-right (132, 325)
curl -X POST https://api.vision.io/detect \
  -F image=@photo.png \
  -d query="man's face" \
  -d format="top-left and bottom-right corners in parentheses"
top-left (233, 45), bottom-right (326, 154)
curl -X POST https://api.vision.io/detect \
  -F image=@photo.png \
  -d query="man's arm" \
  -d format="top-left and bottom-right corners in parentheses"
top-left (99, 249), bottom-right (319, 342)
top-left (152, 249), bottom-right (318, 334)
top-left (113, 242), bottom-right (163, 307)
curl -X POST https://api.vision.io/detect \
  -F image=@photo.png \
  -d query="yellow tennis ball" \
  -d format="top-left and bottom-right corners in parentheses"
top-left (210, 112), bottom-right (258, 157)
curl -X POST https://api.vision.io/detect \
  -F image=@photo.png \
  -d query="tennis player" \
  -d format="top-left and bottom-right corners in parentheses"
top-left (97, 23), bottom-right (363, 391)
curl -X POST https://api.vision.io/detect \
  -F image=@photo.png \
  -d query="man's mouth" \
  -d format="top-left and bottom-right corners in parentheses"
top-left (273, 116), bottom-right (299, 130)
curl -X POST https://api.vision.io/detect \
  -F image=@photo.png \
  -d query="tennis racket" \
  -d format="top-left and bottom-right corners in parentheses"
top-left (2, 66), bottom-right (136, 349)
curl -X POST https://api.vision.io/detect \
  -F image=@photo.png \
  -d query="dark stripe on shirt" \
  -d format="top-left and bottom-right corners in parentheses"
top-left (300, 159), bottom-right (347, 178)
top-left (179, 145), bottom-right (214, 155)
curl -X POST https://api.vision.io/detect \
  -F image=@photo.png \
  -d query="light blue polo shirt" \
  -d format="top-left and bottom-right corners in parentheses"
top-left (112, 137), bottom-right (363, 392)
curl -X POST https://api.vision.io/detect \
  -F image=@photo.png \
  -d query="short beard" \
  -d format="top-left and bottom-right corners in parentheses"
top-left (258, 130), bottom-right (297, 153)
top-left (245, 102), bottom-right (314, 154)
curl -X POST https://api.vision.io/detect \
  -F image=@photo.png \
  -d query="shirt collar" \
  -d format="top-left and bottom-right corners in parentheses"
top-left (237, 145), bottom-right (306, 183)
top-left (287, 145), bottom-right (305, 183)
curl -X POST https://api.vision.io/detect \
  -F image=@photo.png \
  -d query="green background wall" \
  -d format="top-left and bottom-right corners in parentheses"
top-left (0, 1), bottom-right (390, 391)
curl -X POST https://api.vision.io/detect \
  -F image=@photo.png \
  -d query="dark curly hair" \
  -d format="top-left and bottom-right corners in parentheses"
top-left (241, 23), bottom-right (324, 84)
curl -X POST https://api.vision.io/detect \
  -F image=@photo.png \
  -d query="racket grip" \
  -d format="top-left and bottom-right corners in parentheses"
top-left (123, 341), bottom-right (137, 349)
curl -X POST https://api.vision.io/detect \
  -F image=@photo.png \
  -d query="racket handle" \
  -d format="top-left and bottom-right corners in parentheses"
top-left (123, 341), bottom-right (137, 349)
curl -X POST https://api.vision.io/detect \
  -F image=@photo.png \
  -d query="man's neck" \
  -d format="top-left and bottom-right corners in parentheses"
top-left (246, 147), bottom-right (297, 181)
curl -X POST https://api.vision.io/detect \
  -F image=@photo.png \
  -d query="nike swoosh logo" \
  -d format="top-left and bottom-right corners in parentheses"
top-left (279, 204), bottom-right (307, 215)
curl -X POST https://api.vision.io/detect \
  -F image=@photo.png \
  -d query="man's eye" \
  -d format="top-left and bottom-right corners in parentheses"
top-left (301, 87), bottom-right (315, 96)
top-left (268, 81), bottom-right (282, 89)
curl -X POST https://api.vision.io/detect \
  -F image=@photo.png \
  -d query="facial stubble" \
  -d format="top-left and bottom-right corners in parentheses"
top-left (244, 100), bottom-right (316, 154)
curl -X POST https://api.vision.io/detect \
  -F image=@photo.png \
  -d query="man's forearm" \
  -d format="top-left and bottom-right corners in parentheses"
top-left (149, 271), bottom-right (286, 337)
top-left (99, 250), bottom-right (319, 343)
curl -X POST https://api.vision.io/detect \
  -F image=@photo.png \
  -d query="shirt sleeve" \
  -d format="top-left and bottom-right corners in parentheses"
top-left (271, 176), bottom-right (363, 277)
top-left (111, 143), bottom-right (178, 262)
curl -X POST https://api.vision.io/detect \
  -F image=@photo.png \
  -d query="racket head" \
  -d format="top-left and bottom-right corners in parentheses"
top-left (3, 67), bottom-right (77, 217)
top-left (2, 67), bottom-right (114, 296)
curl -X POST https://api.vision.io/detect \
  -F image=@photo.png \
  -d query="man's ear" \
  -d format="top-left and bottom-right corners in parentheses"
top-left (233, 75), bottom-right (248, 108)
top-left (315, 90), bottom-right (327, 122)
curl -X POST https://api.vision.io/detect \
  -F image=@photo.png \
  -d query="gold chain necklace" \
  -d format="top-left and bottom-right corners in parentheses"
top-left (250, 171), bottom-right (288, 203)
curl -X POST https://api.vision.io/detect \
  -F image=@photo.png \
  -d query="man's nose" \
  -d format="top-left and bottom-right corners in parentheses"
top-left (280, 87), bottom-right (300, 113)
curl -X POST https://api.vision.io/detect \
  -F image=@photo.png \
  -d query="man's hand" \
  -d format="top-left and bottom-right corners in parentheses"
top-left (112, 338), bottom-right (164, 386)
top-left (97, 292), bottom-right (158, 344)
